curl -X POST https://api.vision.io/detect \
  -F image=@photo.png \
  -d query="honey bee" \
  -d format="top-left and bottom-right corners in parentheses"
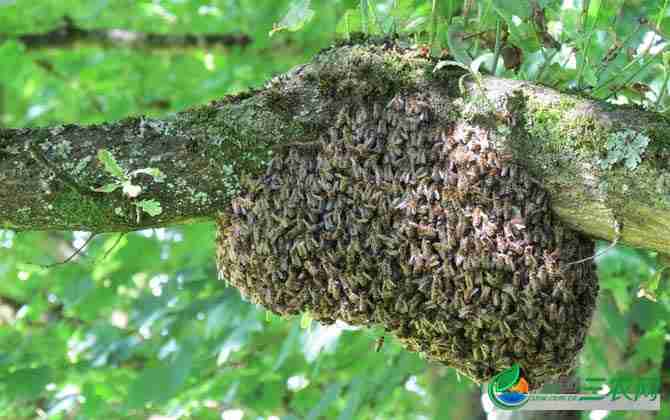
top-left (388, 95), bottom-right (405, 112)
top-left (336, 107), bottom-right (351, 128)
top-left (373, 335), bottom-right (385, 352)
top-left (395, 196), bottom-right (418, 215)
top-left (328, 277), bottom-right (341, 300)
top-left (355, 105), bottom-right (369, 125)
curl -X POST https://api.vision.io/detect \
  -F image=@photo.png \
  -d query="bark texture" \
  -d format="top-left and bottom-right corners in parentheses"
top-left (1, 40), bottom-right (670, 254)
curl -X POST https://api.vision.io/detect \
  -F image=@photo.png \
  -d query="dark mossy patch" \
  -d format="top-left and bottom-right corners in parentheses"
top-left (52, 190), bottom-right (119, 230)
top-left (642, 115), bottom-right (670, 164)
top-left (211, 88), bottom-right (262, 106)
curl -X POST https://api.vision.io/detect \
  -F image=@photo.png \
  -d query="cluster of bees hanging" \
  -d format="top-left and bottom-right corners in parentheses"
top-left (216, 91), bottom-right (599, 388)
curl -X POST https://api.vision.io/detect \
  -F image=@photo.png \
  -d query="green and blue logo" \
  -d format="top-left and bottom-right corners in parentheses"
top-left (487, 364), bottom-right (530, 410)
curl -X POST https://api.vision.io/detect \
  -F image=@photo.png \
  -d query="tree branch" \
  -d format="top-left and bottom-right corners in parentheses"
top-left (1, 41), bottom-right (670, 255)
top-left (2, 16), bottom-right (251, 51)
top-left (469, 77), bottom-right (670, 253)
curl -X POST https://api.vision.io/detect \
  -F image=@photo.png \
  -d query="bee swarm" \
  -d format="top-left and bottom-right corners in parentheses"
top-left (216, 92), bottom-right (598, 388)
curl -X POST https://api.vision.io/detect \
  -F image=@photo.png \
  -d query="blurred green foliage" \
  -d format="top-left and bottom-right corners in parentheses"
top-left (1, 0), bottom-right (669, 419)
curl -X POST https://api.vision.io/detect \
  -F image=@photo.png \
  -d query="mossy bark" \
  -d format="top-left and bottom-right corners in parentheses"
top-left (1, 41), bottom-right (669, 253)
top-left (470, 77), bottom-right (670, 253)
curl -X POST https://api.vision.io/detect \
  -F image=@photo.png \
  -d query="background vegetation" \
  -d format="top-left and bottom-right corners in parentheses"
top-left (0, 0), bottom-right (668, 419)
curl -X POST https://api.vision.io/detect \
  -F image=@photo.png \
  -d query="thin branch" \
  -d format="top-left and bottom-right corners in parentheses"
top-left (40, 233), bottom-right (97, 268)
top-left (32, 58), bottom-right (104, 114)
top-left (566, 221), bottom-right (621, 267)
top-left (3, 16), bottom-right (252, 51)
top-left (101, 233), bottom-right (126, 261)
top-left (593, 16), bottom-right (636, 81)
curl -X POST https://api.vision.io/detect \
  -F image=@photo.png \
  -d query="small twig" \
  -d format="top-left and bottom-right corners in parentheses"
top-left (41, 233), bottom-right (97, 268)
top-left (461, 30), bottom-right (491, 41)
top-left (603, 53), bottom-right (662, 101)
top-left (566, 220), bottom-right (622, 267)
top-left (594, 33), bottom-right (664, 98)
top-left (33, 58), bottom-right (104, 113)
top-left (101, 233), bottom-right (126, 261)
top-left (593, 17), bottom-right (637, 81)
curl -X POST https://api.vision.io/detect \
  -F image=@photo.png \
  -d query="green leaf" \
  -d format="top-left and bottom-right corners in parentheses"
top-left (360, 0), bottom-right (369, 34)
top-left (586, 0), bottom-right (603, 30)
top-left (471, 52), bottom-right (496, 74)
top-left (601, 276), bottom-right (632, 312)
top-left (134, 199), bottom-right (162, 216)
top-left (643, 268), bottom-right (664, 294)
top-left (306, 382), bottom-right (342, 420)
top-left (273, 323), bottom-right (300, 371)
top-left (93, 182), bottom-right (121, 193)
top-left (300, 311), bottom-right (312, 329)
top-left (81, 383), bottom-right (105, 417)
top-left (4, 367), bottom-right (52, 400)
top-left (629, 324), bottom-right (666, 365)
top-left (600, 294), bottom-right (628, 348)
top-left (493, 363), bottom-right (520, 392)
top-left (269, 0), bottom-right (315, 36)
top-left (491, 0), bottom-right (531, 19)
top-left (97, 149), bottom-right (126, 180)
top-left (337, 378), bottom-right (364, 420)
top-left (127, 366), bottom-right (174, 408)
top-left (506, 21), bottom-right (542, 52)
top-left (629, 299), bottom-right (670, 331)
top-left (336, 9), bottom-right (363, 35)
top-left (127, 343), bottom-right (193, 408)
top-left (0, 40), bottom-right (26, 75)
top-left (61, 277), bottom-right (95, 307)
top-left (403, 16), bottom-right (428, 32)
top-left (447, 22), bottom-right (472, 65)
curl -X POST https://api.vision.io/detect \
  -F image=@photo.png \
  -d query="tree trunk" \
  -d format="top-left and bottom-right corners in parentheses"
top-left (1, 41), bottom-right (669, 254)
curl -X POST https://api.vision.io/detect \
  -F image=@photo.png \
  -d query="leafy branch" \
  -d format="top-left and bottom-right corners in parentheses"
top-left (94, 149), bottom-right (165, 219)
